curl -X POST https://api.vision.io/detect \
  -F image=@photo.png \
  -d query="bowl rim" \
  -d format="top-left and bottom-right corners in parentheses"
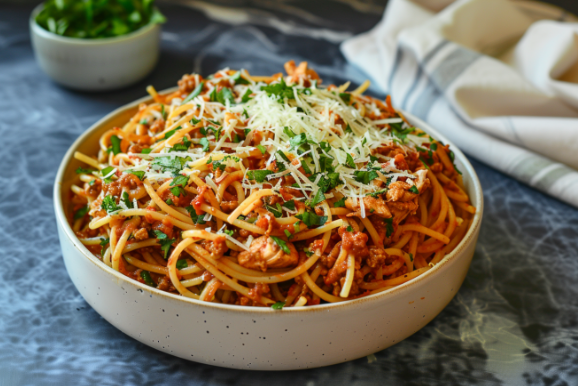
top-left (30, 3), bottom-right (161, 45)
top-left (54, 87), bottom-right (484, 314)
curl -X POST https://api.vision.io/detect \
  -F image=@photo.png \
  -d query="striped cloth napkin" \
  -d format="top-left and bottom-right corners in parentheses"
top-left (341, 0), bottom-right (578, 208)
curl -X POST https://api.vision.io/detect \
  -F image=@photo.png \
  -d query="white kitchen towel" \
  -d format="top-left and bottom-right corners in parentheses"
top-left (341, 0), bottom-right (578, 208)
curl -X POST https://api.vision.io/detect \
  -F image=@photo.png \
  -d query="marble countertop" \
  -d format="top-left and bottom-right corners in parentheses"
top-left (2, 1), bottom-right (578, 385)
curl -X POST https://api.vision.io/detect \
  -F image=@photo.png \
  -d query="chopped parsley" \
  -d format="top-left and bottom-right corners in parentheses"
top-left (284, 229), bottom-right (293, 239)
top-left (256, 144), bottom-right (267, 155)
top-left (73, 205), bottom-right (89, 220)
top-left (176, 260), bottom-right (188, 270)
top-left (101, 195), bottom-right (120, 214)
top-left (110, 135), bottom-right (122, 155)
top-left (151, 156), bottom-right (191, 175)
top-left (270, 236), bottom-right (291, 254)
top-left (140, 271), bottom-right (156, 287)
top-left (353, 170), bottom-right (379, 185)
top-left (185, 206), bottom-right (206, 224)
top-left (339, 92), bottom-right (351, 104)
top-left (345, 153), bottom-right (356, 168)
top-left (247, 170), bottom-right (273, 183)
top-left (345, 124), bottom-right (353, 134)
top-left (141, 148), bottom-right (152, 154)
top-left (100, 166), bottom-right (116, 183)
top-left (231, 71), bottom-right (250, 85)
top-left (346, 225), bottom-right (354, 232)
top-left (261, 78), bottom-right (295, 101)
top-left (384, 217), bottom-right (394, 238)
top-left (409, 185), bottom-right (419, 194)
top-left (99, 237), bottom-right (109, 256)
top-left (165, 198), bottom-right (174, 205)
top-left (333, 197), bottom-right (346, 207)
top-left (216, 87), bottom-right (235, 106)
top-left (310, 189), bottom-right (326, 206)
top-left (271, 301), bottom-right (285, 310)
top-left (76, 167), bottom-right (96, 175)
top-left (282, 200), bottom-right (295, 211)
top-left (241, 89), bottom-right (253, 103)
top-left (409, 253), bottom-right (414, 262)
top-left (125, 170), bottom-right (145, 180)
top-left (181, 81), bottom-right (204, 105)
top-left (199, 137), bottom-right (210, 152)
top-left (295, 211), bottom-right (327, 227)
top-left (153, 230), bottom-right (176, 260)
top-left (121, 191), bottom-right (133, 209)
top-left (265, 203), bottom-right (283, 218)
top-left (367, 189), bottom-right (387, 198)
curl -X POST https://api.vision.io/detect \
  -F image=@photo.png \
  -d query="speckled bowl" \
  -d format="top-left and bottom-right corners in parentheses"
top-left (54, 90), bottom-right (483, 370)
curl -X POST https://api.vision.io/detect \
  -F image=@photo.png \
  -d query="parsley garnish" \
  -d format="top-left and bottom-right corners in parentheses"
top-left (346, 225), bottom-right (354, 232)
top-left (166, 198), bottom-right (174, 205)
top-left (265, 203), bottom-right (283, 218)
top-left (409, 253), bottom-right (414, 262)
top-left (284, 229), bottom-right (292, 239)
top-left (271, 301), bottom-right (285, 310)
top-left (161, 104), bottom-right (167, 120)
top-left (345, 153), bottom-right (355, 168)
top-left (256, 144), bottom-right (267, 155)
top-left (181, 81), bottom-right (204, 105)
top-left (216, 87), bottom-right (235, 105)
top-left (125, 170), bottom-right (145, 180)
top-left (100, 166), bottom-right (115, 183)
top-left (76, 167), bottom-right (96, 175)
top-left (295, 212), bottom-right (327, 227)
top-left (99, 237), bottom-right (109, 256)
top-left (73, 205), bottom-right (89, 220)
top-left (310, 189), bottom-right (326, 206)
top-left (231, 71), bottom-right (250, 85)
top-left (384, 217), bottom-right (394, 238)
top-left (283, 126), bottom-right (296, 138)
top-left (101, 195), bottom-right (120, 213)
top-left (334, 197), bottom-right (346, 207)
top-left (353, 170), bottom-right (379, 185)
top-left (121, 191), bottom-right (133, 209)
top-left (289, 133), bottom-right (307, 149)
top-left (276, 150), bottom-right (290, 162)
top-left (199, 137), bottom-right (210, 152)
top-left (185, 206), bottom-right (206, 224)
top-left (241, 89), bottom-right (253, 103)
top-left (282, 200), bottom-right (295, 211)
top-left (140, 271), bottom-right (156, 287)
top-left (261, 78), bottom-right (295, 101)
top-left (176, 260), bottom-right (188, 270)
top-left (270, 236), bottom-right (290, 254)
top-left (151, 156), bottom-right (191, 174)
top-left (154, 230), bottom-right (176, 260)
top-left (409, 185), bottom-right (419, 194)
top-left (247, 170), bottom-right (273, 183)
top-left (164, 126), bottom-right (182, 139)
top-left (141, 148), bottom-right (152, 154)
top-left (367, 190), bottom-right (387, 198)
top-left (345, 124), bottom-right (353, 134)
top-left (339, 92), bottom-right (351, 104)
top-left (110, 135), bottom-right (121, 155)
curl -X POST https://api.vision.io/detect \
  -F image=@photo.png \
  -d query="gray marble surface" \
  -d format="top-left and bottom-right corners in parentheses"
top-left (2, 1), bottom-right (578, 385)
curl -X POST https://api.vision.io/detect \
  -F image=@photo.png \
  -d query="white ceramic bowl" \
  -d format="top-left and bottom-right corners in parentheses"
top-left (54, 92), bottom-right (483, 370)
top-left (30, 4), bottom-right (160, 91)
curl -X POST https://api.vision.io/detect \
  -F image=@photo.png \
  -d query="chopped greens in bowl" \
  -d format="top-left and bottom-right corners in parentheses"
top-left (35, 0), bottom-right (166, 39)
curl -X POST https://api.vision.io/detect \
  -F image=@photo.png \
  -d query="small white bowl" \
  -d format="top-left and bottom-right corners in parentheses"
top-left (30, 4), bottom-right (160, 91)
top-left (54, 92), bottom-right (483, 370)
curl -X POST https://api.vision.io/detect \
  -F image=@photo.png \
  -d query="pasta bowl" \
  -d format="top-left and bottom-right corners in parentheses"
top-left (54, 89), bottom-right (483, 370)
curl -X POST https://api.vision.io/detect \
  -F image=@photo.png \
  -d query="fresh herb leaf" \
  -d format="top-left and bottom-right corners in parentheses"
top-left (99, 237), bottom-right (109, 256)
top-left (270, 236), bottom-right (290, 254)
top-left (176, 260), bottom-right (188, 270)
top-left (216, 87), bottom-right (235, 106)
top-left (384, 217), bottom-right (394, 238)
top-left (170, 186), bottom-right (185, 197)
top-left (353, 170), bottom-right (379, 185)
top-left (100, 166), bottom-right (116, 183)
top-left (409, 253), bottom-right (414, 262)
top-left (242, 109), bottom-right (249, 119)
top-left (140, 271), bottom-right (156, 287)
top-left (345, 124), bottom-right (353, 134)
top-left (76, 167), bottom-right (96, 175)
top-left (276, 150), bottom-right (290, 162)
top-left (265, 203), bottom-right (283, 218)
top-left (409, 185), bottom-right (419, 194)
top-left (346, 153), bottom-right (356, 168)
top-left (367, 189), bottom-right (387, 198)
top-left (141, 148), bottom-right (152, 154)
top-left (284, 229), bottom-right (293, 239)
top-left (271, 301), bottom-right (285, 310)
top-left (122, 191), bottom-right (133, 209)
top-left (283, 126), bottom-right (296, 138)
top-left (430, 143), bottom-right (438, 151)
top-left (73, 205), bottom-right (89, 220)
top-left (181, 81), bottom-right (204, 105)
top-left (154, 230), bottom-right (176, 260)
top-left (161, 105), bottom-right (167, 120)
top-left (289, 133), bottom-right (307, 149)
top-left (261, 78), bottom-right (295, 101)
top-left (151, 156), bottom-right (191, 174)
top-left (165, 198), bottom-right (174, 205)
top-left (256, 144), bottom-right (267, 155)
top-left (339, 92), bottom-right (351, 104)
top-left (199, 137), bottom-right (210, 152)
top-left (346, 225), bottom-right (354, 232)
top-left (311, 189), bottom-right (326, 206)
top-left (247, 170), bottom-right (273, 183)
top-left (171, 175), bottom-right (189, 187)
top-left (295, 212), bottom-right (327, 227)
top-left (241, 89), bottom-right (253, 103)
top-left (101, 195), bottom-right (120, 213)
top-left (231, 71), bottom-right (250, 85)
top-left (125, 170), bottom-right (145, 180)
top-left (334, 197), bottom-right (346, 207)
top-left (282, 200), bottom-right (295, 211)
top-left (185, 206), bottom-right (206, 224)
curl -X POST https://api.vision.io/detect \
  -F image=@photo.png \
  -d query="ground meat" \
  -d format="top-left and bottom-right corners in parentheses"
top-left (237, 236), bottom-right (298, 272)
top-left (149, 118), bottom-right (165, 133)
top-left (201, 237), bottom-right (228, 256)
top-left (152, 219), bottom-right (174, 239)
top-left (341, 231), bottom-right (369, 259)
top-left (367, 246), bottom-right (388, 268)
top-left (178, 73), bottom-right (204, 94)
top-left (157, 276), bottom-right (176, 292)
top-left (321, 241), bottom-right (342, 269)
top-left (133, 228), bottom-right (149, 241)
top-left (386, 181), bottom-right (418, 202)
top-left (103, 180), bottom-right (122, 197)
top-left (345, 196), bottom-right (392, 218)
top-left (85, 179), bottom-right (102, 197)
top-left (387, 200), bottom-right (419, 225)
top-left (119, 173), bottom-right (142, 190)
top-left (247, 283), bottom-right (270, 303)
top-left (128, 144), bottom-right (143, 154)
top-left (220, 201), bottom-right (238, 213)
top-left (339, 276), bottom-right (360, 297)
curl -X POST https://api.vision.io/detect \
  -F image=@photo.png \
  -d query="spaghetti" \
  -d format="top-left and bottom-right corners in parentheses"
top-left (67, 60), bottom-right (475, 308)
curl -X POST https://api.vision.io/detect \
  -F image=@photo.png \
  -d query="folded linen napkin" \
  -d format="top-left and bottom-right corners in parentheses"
top-left (341, 0), bottom-right (578, 208)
